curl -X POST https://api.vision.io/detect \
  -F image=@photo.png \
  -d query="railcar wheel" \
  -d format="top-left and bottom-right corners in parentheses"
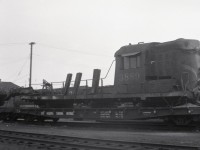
top-left (52, 118), bottom-right (59, 123)
top-left (2, 117), bottom-right (10, 121)
top-left (38, 118), bottom-right (45, 122)
top-left (24, 117), bottom-right (34, 122)
top-left (172, 116), bottom-right (192, 126)
top-left (2, 113), bottom-right (12, 122)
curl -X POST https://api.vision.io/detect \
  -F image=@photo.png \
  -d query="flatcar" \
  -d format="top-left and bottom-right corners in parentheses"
top-left (1, 38), bottom-right (200, 125)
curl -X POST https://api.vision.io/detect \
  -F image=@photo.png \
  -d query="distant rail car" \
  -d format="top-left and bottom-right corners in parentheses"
top-left (1, 38), bottom-right (200, 125)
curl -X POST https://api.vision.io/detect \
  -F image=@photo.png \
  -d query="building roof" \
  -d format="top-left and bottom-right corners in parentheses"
top-left (0, 82), bottom-right (20, 93)
top-left (114, 38), bottom-right (200, 57)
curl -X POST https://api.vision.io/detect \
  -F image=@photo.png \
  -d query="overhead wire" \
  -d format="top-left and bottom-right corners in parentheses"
top-left (3, 55), bottom-right (29, 81)
top-left (1, 42), bottom-right (114, 86)
top-left (13, 74), bottom-right (29, 83)
top-left (0, 42), bottom-right (112, 57)
top-left (0, 56), bottom-right (29, 68)
top-left (0, 42), bottom-right (28, 46)
top-left (31, 43), bottom-right (113, 69)
top-left (0, 43), bottom-right (29, 83)
top-left (17, 55), bottom-right (29, 76)
top-left (37, 43), bottom-right (112, 58)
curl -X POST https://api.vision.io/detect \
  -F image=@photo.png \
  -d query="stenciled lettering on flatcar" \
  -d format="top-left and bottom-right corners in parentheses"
top-left (56, 112), bottom-right (64, 115)
top-left (46, 112), bottom-right (54, 115)
top-left (100, 110), bottom-right (111, 118)
top-left (115, 111), bottom-right (124, 119)
top-left (120, 72), bottom-right (140, 82)
top-left (66, 111), bottom-right (74, 115)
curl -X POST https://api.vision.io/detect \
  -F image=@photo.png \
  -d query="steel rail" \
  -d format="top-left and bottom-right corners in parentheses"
top-left (0, 130), bottom-right (199, 150)
top-left (11, 119), bottom-right (200, 132)
top-left (3, 119), bottom-right (200, 134)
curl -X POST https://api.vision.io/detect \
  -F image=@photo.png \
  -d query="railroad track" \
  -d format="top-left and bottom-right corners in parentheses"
top-left (7, 120), bottom-right (200, 132)
top-left (0, 130), bottom-right (199, 150)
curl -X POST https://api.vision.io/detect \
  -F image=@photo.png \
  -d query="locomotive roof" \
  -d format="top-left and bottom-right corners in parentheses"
top-left (0, 82), bottom-right (20, 92)
top-left (115, 38), bottom-right (200, 57)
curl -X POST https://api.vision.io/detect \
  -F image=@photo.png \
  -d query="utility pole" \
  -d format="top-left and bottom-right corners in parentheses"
top-left (29, 42), bottom-right (35, 87)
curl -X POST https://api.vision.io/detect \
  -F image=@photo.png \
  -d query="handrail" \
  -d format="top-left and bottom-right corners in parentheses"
top-left (32, 60), bottom-right (116, 90)
top-left (101, 60), bottom-right (115, 80)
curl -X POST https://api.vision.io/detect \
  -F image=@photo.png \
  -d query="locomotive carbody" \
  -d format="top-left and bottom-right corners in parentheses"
top-left (115, 38), bottom-right (200, 106)
top-left (1, 38), bottom-right (200, 125)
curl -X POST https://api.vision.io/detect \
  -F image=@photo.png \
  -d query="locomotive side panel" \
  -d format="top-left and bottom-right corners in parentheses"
top-left (145, 48), bottom-right (177, 81)
top-left (114, 44), bottom-right (149, 94)
top-left (144, 47), bottom-right (179, 93)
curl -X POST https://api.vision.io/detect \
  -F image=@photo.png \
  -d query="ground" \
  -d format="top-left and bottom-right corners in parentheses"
top-left (0, 121), bottom-right (199, 147)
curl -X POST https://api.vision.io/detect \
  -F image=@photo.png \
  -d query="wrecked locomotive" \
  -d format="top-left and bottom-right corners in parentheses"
top-left (1, 38), bottom-right (200, 125)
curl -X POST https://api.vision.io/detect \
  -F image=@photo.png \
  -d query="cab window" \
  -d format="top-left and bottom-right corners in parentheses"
top-left (123, 54), bottom-right (141, 69)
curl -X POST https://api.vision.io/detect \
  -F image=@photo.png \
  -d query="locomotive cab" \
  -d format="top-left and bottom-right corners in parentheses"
top-left (114, 42), bottom-right (151, 94)
top-left (114, 39), bottom-right (200, 105)
top-left (114, 41), bottom-right (178, 94)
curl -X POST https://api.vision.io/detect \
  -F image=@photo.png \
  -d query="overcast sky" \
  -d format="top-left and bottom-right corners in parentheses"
top-left (0, 0), bottom-right (200, 88)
